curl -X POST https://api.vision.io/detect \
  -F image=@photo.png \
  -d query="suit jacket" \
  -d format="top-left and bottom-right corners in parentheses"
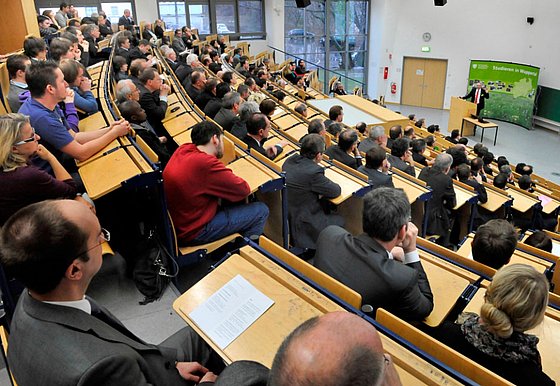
top-left (214, 107), bottom-right (237, 132)
top-left (172, 38), bottom-right (187, 56)
top-left (282, 154), bottom-right (342, 249)
top-left (314, 226), bottom-right (434, 320)
top-left (128, 47), bottom-right (149, 64)
top-left (9, 294), bottom-right (186, 385)
top-left (243, 135), bottom-right (283, 160)
top-left (387, 154), bottom-right (415, 177)
top-left (324, 145), bottom-right (362, 169)
top-left (418, 167), bottom-right (456, 238)
top-left (357, 138), bottom-right (376, 154)
top-left (461, 178), bottom-right (488, 204)
top-left (118, 15), bottom-right (135, 30)
top-left (165, 58), bottom-right (179, 72)
top-left (115, 47), bottom-right (130, 63)
top-left (154, 25), bottom-right (165, 40)
top-left (138, 84), bottom-right (167, 137)
top-left (463, 87), bottom-right (489, 110)
top-left (412, 152), bottom-right (428, 166)
top-left (357, 166), bottom-right (394, 188)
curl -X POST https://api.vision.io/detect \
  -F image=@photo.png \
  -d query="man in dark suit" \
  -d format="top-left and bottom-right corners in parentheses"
top-left (314, 187), bottom-right (434, 321)
top-left (463, 82), bottom-right (489, 116)
top-left (128, 39), bottom-right (152, 64)
top-left (115, 34), bottom-right (131, 63)
top-left (118, 9), bottom-right (135, 31)
top-left (418, 153), bottom-right (457, 246)
top-left (358, 145), bottom-right (394, 188)
top-left (282, 134), bottom-right (343, 250)
top-left (214, 91), bottom-right (240, 132)
top-left (243, 113), bottom-right (288, 159)
top-left (387, 138), bottom-right (415, 177)
top-left (138, 68), bottom-right (170, 138)
top-left (386, 125), bottom-right (402, 150)
top-left (324, 129), bottom-right (363, 169)
top-left (1, 199), bottom-right (259, 385)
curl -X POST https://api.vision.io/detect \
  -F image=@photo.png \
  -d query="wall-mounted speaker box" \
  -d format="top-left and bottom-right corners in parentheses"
top-left (296, 0), bottom-right (311, 8)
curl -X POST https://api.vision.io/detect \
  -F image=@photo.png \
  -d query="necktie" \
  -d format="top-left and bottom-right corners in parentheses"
top-left (475, 89), bottom-right (481, 104)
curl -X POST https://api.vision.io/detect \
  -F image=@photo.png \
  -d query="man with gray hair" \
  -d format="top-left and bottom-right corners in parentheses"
top-left (314, 187), bottom-right (434, 321)
top-left (419, 153), bottom-right (456, 246)
top-left (231, 100), bottom-right (259, 139)
top-left (115, 79), bottom-right (140, 104)
top-left (185, 70), bottom-right (206, 101)
top-left (358, 125), bottom-right (386, 153)
top-left (294, 102), bottom-right (308, 118)
top-left (307, 118), bottom-right (326, 136)
top-left (214, 91), bottom-right (241, 132)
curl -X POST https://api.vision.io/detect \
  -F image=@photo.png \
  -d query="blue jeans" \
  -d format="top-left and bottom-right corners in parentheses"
top-left (190, 202), bottom-right (269, 245)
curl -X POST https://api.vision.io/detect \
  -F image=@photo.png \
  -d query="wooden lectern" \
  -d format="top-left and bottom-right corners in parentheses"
top-left (448, 97), bottom-right (477, 135)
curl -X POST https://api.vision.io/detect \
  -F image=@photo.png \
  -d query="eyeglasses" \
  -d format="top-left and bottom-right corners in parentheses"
top-left (14, 127), bottom-right (37, 146)
top-left (76, 228), bottom-right (110, 258)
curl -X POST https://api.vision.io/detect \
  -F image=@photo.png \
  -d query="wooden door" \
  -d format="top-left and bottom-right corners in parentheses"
top-left (401, 57), bottom-right (425, 107)
top-left (422, 59), bottom-right (448, 108)
top-left (401, 57), bottom-right (447, 109)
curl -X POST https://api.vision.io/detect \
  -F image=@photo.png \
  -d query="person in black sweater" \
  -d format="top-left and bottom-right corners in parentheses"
top-left (428, 264), bottom-right (554, 386)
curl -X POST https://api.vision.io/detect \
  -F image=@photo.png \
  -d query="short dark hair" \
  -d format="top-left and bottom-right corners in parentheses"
top-left (425, 135), bottom-right (435, 147)
top-left (26, 60), bottom-right (59, 98)
top-left (49, 38), bottom-right (73, 62)
top-left (139, 67), bottom-right (158, 85)
top-left (493, 173), bottom-right (508, 189)
top-left (190, 120), bottom-right (223, 146)
top-left (259, 99), bottom-right (276, 116)
top-left (60, 32), bottom-right (78, 44)
top-left (326, 122), bottom-right (343, 137)
top-left (209, 62), bottom-right (222, 74)
top-left (426, 124), bottom-right (439, 133)
top-left (404, 127), bottom-right (415, 138)
top-left (446, 147), bottom-right (468, 168)
top-left (411, 138), bottom-right (426, 154)
top-left (450, 129), bottom-right (460, 139)
top-left (129, 59), bottom-right (147, 78)
top-left (0, 201), bottom-right (89, 294)
top-left (59, 58), bottom-right (84, 84)
top-left (138, 39), bottom-right (150, 47)
top-left (246, 113), bottom-right (268, 135)
top-left (59, 2), bottom-right (68, 10)
top-left (338, 129), bottom-right (358, 152)
top-left (415, 118), bottom-right (425, 128)
top-left (222, 71), bottom-right (234, 85)
top-left (472, 219), bottom-right (517, 269)
top-left (518, 175), bottom-right (533, 191)
top-left (205, 78), bottom-right (218, 93)
top-left (525, 231), bottom-right (553, 253)
top-left (363, 187), bottom-right (410, 241)
top-left (294, 103), bottom-right (307, 116)
top-left (355, 122), bottom-right (367, 134)
top-left (24, 37), bottom-right (47, 58)
top-left (6, 54), bottom-right (29, 79)
top-left (191, 70), bottom-right (203, 85)
top-left (389, 125), bottom-right (402, 140)
top-left (328, 105), bottom-right (343, 120)
top-left (308, 119), bottom-right (324, 135)
top-left (244, 77), bottom-right (256, 87)
top-left (390, 138), bottom-right (410, 158)
top-left (119, 100), bottom-right (143, 122)
top-left (273, 90), bottom-right (286, 102)
top-left (216, 82), bottom-right (231, 99)
top-left (117, 35), bottom-right (129, 47)
top-left (112, 55), bottom-right (127, 73)
top-left (482, 151), bottom-right (494, 165)
top-left (497, 157), bottom-right (509, 169)
top-left (365, 145), bottom-right (386, 170)
top-left (456, 163), bottom-right (471, 181)
top-left (457, 137), bottom-right (468, 146)
top-left (470, 157), bottom-right (483, 173)
top-left (300, 134), bottom-right (325, 159)
top-left (473, 143), bottom-right (485, 157)
top-left (237, 84), bottom-right (249, 97)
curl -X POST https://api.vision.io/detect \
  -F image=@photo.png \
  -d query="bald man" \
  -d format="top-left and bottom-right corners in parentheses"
top-left (269, 312), bottom-right (402, 386)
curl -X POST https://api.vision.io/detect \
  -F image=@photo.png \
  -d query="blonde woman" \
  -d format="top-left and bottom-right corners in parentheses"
top-left (430, 264), bottom-right (553, 385)
top-left (0, 113), bottom-right (78, 224)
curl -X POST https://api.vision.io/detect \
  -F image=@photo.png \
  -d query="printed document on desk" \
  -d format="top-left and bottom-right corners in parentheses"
top-left (188, 275), bottom-right (275, 349)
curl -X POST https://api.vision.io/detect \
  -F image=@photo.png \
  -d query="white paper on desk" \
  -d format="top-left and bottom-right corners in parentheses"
top-left (188, 275), bottom-right (274, 349)
top-left (538, 195), bottom-right (553, 207)
top-left (552, 242), bottom-right (560, 257)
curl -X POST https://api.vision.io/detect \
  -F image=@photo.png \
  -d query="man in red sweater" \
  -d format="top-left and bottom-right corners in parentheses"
top-left (164, 121), bottom-right (269, 245)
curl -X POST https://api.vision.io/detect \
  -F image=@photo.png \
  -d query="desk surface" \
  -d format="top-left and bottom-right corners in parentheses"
top-left (462, 117), bottom-right (498, 129)
top-left (78, 111), bottom-right (107, 132)
top-left (453, 184), bottom-right (477, 210)
top-left (479, 187), bottom-right (512, 212)
top-left (323, 167), bottom-right (366, 205)
top-left (172, 247), bottom-right (464, 385)
top-left (338, 95), bottom-right (408, 123)
top-left (272, 113), bottom-right (302, 130)
top-left (465, 284), bottom-right (560, 383)
top-left (392, 174), bottom-right (430, 204)
top-left (507, 188), bottom-right (540, 213)
top-left (163, 112), bottom-right (200, 137)
top-left (308, 98), bottom-right (384, 127)
top-left (228, 156), bottom-right (279, 193)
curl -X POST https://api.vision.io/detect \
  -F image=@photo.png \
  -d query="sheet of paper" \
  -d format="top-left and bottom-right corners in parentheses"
top-left (552, 241), bottom-right (560, 257)
top-left (188, 275), bottom-right (274, 349)
top-left (538, 195), bottom-right (553, 207)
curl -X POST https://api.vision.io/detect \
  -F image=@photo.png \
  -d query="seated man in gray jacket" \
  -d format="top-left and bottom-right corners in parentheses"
top-left (314, 187), bottom-right (434, 321)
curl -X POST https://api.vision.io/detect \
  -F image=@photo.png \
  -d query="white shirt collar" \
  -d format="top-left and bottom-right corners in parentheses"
top-left (44, 296), bottom-right (92, 315)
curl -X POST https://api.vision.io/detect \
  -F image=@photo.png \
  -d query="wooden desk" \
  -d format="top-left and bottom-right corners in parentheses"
top-left (453, 184), bottom-right (477, 210)
top-left (227, 156), bottom-right (279, 193)
top-left (392, 174), bottom-right (431, 204)
top-left (172, 248), bottom-right (464, 385)
top-left (324, 167), bottom-right (366, 205)
top-left (75, 139), bottom-right (121, 167)
top-left (461, 117), bottom-right (499, 146)
top-left (173, 129), bottom-right (192, 146)
top-left (337, 95), bottom-right (408, 124)
top-left (479, 187), bottom-right (512, 213)
top-left (163, 112), bottom-right (200, 137)
top-left (507, 188), bottom-right (540, 213)
top-left (78, 111), bottom-right (107, 132)
top-left (273, 113), bottom-right (302, 130)
top-left (465, 283), bottom-right (560, 383)
top-left (284, 123), bottom-right (308, 142)
top-left (78, 148), bottom-right (142, 199)
top-left (163, 104), bottom-right (187, 122)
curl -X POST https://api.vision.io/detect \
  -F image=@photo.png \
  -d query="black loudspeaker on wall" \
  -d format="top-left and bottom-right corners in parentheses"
top-left (296, 0), bottom-right (311, 8)
top-left (434, 0), bottom-right (447, 6)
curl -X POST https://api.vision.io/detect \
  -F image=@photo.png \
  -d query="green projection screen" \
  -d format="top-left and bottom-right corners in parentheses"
top-left (467, 60), bottom-right (539, 129)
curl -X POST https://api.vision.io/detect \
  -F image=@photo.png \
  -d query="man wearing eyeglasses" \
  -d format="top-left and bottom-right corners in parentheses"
top-left (19, 61), bottom-right (130, 173)
top-left (1, 199), bottom-right (261, 385)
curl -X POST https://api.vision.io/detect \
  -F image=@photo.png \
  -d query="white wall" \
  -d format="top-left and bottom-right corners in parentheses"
top-left (368, 0), bottom-right (560, 108)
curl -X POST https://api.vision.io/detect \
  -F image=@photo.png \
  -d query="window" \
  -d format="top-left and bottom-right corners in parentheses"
top-left (189, 3), bottom-right (211, 34)
top-left (158, 2), bottom-right (187, 30)
top-left (216, 2), bottom-right (236, 34)
top-left (239, 1), bottom-right (263, 33)
top-left (285, 0), bottom-right (368, 93)
top-left (100, 2), bottom-right (133, 25)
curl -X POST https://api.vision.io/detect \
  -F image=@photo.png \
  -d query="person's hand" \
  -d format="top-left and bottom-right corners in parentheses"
top-left (175, 362), bottom-right (209, 383)
top-left (79, 77), bottom-right (92, 92)
top-left (401, 221), bottom-right (418, 253)
top-left (158, 136), bottom-right (167, 144)
top-left (79, 40), bottom-right (89, 52)
top-left (278, 140), bottom-right (289, 148)
top-left (200, 372), bottom-right (218, 383)
top-left (65, 88), bottom-right (75, 104)
top-left (35, 144), bottom-right (53, 161)
top-left (160, 83), bottom-right (171, 96)
top-left (111, 120), bottom-right (131, 137)
top-left (390, 246), bottom-right (405, 262)
top-left (75, 195), bottom-right (96, 214)
top-left (404, 149), bottom-right (413, 163)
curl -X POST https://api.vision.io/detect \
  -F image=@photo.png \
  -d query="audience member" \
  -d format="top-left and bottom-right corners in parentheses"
top-left (243, 113), bottom-right (287, 159)
top-left (237, 84), bottom-right (250, 101)
top-left (230, 101), bottom-right (259, 140)
top-left (129, 58), bottom-right (150, 87)
top-left (445, 129), bottom-right (461, 144)
top-left (24, 36), bottom-right (48, 62)
top-left (388, 138), bottom-right (415, 177)
top-left (164, 121), bottom-right (269, 245)
top-left (482, 151), bottom-right (495, 176)
top-left (138, 67), bottom-right (171, 138)
top-left (49, 38), bottom-right (75, 62)
top-left (194, 78), bottom-right (218, 111)
top-left (269, 312), bottom-right (402, 386)
top-left (358, 145), bottom-right (394, 188)
top-left (525, 231), bottom-right (553, 253)
top-left (411, 138), bottom-right (429, 166)
top-left (118, 8), bottom-right (135, 31)
top-left (259, 99), bottom-right (276, 118)
top-left (324, 129), bottom-right (363, 169)
top-left (493, 173), bottom-right (508, 189)
top-left (358, 125), bottom-right (386, 153)
top-left (128, 39), bottom-right (152, 64)
top-left (214, 91), bottom-right (241, 132)
top-left (282, 134), bottom-right (343, 250)
top-left (323, 105), bottom-right (343, 129)
top-left (387, 125), bottom-right (402, 149)
top-left (307, 119), bottom-right (326, 136)
top-left (457, 163), bottom-right (487, 204)
top-left (518, 175), bottom-right (534, 193)
top-left (470, 157), bottom-right (487, 182)
top-left (6, 54), bottom-right (31, 113)
top-left (115, 79), bottom-right (140, 104)
top-left (403, 126), bottom-right (415, 140)
top-left (55, 2), bottom-right (69, 28)
top-left (114, 34), bottom-right (131, 63)
top-left (204, 82), bottom-right (230, 118)
top-left (426, 124), bottom-right (440, 134)
top-left (471, 219), bottom-right (517, 269)
top-left (59, 59), bottom-right (98, 114)
top-left (294, 103), bottom-right (307, 118)
top-left (429, 264), bottom-right (553, 385)
top-left (418, 153), bottom-right (456, 246)
top-left (112, 55), bottom-right (129, 82)
top-left (326, 122), bottom-right (343, 139)
top-left (185, 70), bottom-right (207, 101)
top-left (314, 187), bottom-right (434, 320)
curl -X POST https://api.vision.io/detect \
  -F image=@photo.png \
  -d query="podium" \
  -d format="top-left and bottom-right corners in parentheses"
top-left (448, 97), bottom-right (476, 135)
